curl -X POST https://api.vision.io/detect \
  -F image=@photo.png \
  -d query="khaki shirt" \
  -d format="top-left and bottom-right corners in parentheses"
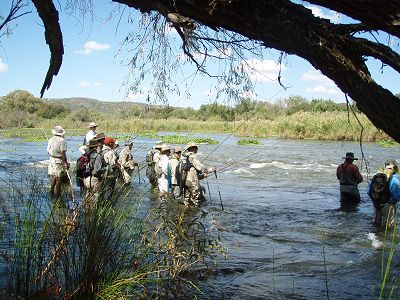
top-left (47, 135), bottom-right (66, 164)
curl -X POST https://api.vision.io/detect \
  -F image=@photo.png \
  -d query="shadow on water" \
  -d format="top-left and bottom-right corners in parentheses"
top-left (1, 135), bottom-right (400, 299)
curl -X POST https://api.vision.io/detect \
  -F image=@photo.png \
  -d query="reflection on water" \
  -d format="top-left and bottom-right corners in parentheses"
top-left (1, 134), bottom-right (400, 299)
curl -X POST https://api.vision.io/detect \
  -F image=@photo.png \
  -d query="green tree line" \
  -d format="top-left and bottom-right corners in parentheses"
top-left (1, 90), bottom-right (399, 142)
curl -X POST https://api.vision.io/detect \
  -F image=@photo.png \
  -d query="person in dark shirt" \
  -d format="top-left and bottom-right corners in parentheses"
top-left (336, 152), bottom-right (363, 210)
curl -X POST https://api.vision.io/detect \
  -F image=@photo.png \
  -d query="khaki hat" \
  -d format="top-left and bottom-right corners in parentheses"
top-left (124, 140), bottom-right (133, 146)
top-left (95, 133), bottom-right (106, 140)
top-left (385, 160), bottom-right (398, 169)
top-left (161, 144), bottom-right (170, 153)
top-left (173, 146), bottom-right (182, 153)
top-left (51, 125), bottom-right (65, 136)
top-left (88, 122), bottom-right (98, 128)
top-left (184, 141), bottom-right (198, 152)
top-left (155, 140), bottom-right (163, 149)
top-left (88, 139), bottom-right (102, 148)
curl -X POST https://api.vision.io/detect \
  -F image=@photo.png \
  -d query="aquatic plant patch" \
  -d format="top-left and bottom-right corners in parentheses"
top-left (377, 140), bottom-right (400, 147)
top-left (160, 135), bottom-right (219, 145)
top-left (237, 138), bottom-right (261, 145)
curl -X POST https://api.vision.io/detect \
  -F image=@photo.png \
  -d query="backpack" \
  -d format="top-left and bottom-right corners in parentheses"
top-left (178, 156), bottom-right (193, 191)
top-left (76, 152), bottom-right (91, 186)
top-left (146, 149), bottom-right (155, 166)
top-left (368, 173), bottom-right (390, 210)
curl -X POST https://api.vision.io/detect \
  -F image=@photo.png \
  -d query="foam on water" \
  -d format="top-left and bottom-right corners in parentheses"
top-left (225, 168), bottom-right (255, 176)
top-left (249, 160), bottom-right (333, 172)
top-left (367, 233), bottom-right (384, 249)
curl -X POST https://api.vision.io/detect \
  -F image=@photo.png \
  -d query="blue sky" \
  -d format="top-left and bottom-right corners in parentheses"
top-left (0, 1), bottom-right (398, 109)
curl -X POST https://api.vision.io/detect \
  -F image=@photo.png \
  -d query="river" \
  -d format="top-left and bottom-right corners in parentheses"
top-left (1, 133), bottom-right (400, 299)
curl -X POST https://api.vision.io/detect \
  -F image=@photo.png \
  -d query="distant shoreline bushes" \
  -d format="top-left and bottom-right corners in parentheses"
top-left (0, 90), bottom-right (395, 142)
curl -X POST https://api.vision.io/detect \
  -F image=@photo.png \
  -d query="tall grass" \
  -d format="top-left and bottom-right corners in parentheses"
top-left (33, 111), bottom-right (390, 142)
top-left (0, 167), bottom-right (223, 299)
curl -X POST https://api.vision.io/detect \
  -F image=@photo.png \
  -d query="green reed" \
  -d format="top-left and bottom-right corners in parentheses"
top-left (379, 215), bottom-right (399, 299)
top-left (0, 167), bottom-right (223, 299)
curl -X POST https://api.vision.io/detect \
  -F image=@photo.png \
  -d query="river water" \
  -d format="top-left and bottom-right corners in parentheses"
top-left (1, 133), bottom-right (400, 299)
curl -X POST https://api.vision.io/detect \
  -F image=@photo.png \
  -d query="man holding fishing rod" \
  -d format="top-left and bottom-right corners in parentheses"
top-left (181, 142), bottom-right (216, 207)
top-left (47, 126), bottom-right (70, 197)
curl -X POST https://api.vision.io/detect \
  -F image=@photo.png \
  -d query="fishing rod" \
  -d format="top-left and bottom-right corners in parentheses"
top-left (214, 171), bottom-right (223, 210)
top-left (65, 168), bottom-right (75, 204)
top-left (205, 177), bottom-right (212, 205)
top-left (201, 89), bottom-right (284, 164)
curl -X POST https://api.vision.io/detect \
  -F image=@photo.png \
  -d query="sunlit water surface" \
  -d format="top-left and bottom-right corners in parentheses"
top-left (1, 133), bottom-right (400, 299)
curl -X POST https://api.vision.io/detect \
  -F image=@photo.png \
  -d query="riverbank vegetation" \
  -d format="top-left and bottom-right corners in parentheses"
top-left (1, 90), bottom-right (399, 142)
top-left (0, 168), bottom-right (223, 299)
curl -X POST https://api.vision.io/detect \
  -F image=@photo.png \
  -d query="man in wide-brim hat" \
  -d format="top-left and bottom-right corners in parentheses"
top-left (169, 146), bottom-right (182, 199)
top-left (84, 122), bottom-right (98, 144)
top-left (118, 140), bottom-right (138, 185)
top-left (336, 152), bottom-right (363, 210)
top-left (181, 141), bottom-right (216, 207)
top-left (157, 144), bottom-right (171, 199)
top-left (47, 126), bottom-right (69, 196)
top-left (145, 140), bottom-right (164, 188)
top-left (82, 139), bottom-right (104, 201)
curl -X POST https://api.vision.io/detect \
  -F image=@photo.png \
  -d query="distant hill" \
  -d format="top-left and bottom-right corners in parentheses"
top-left (44, 97), bottom-right (150, 113)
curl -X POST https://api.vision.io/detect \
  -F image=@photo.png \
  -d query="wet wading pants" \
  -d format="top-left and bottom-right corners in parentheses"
top-left (146, 165), bottom-right (158, 187)
top-left (339, 184), bottom-right (360, 208)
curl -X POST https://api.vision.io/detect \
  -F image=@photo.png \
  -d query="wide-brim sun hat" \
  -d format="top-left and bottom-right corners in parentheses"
top-left (173, 146), bottom-right (182, 153)
top-left (161, 144), bottom-right (170, 153)
top-left (155, 140), bottom-right (163, 149)
top-left (88, 139), bottom-right (102, 148)
top-left (342, 152), bottom-right (358, 160)
top-left (95, 133), bottom-right (106, 140)
top-left (52, 125), bottom-right (65, 136)
top-left (184, 141), bottom-right (198, 152)
top-left (88, 122), bottom-right (98, 128)
top-left (385, 160), bottom-right (398, 169)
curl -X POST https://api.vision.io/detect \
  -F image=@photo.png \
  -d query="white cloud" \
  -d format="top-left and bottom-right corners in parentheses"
top-left (301, 70), bottom-right (341, 95)
top-left (0, 58), bottom-right (8, 74)
top-left (306, 85), bottom-right (340, 95)
top-left (78, 81), bottom-right (91, 87)
top-left (301, 70), bottom-right (335, 85)
top-left (75, 41), bottom-right (111, 55)
top-left (306, 5), bottom-right (341, 23)
top-left (242, 59), bottom-right (282, 83)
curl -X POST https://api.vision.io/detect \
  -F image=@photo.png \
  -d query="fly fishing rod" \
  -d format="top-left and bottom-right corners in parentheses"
top-left (214, 171), bottom-right (223, 210)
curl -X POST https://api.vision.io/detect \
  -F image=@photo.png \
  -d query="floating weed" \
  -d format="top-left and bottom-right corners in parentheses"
top-left (161, 135), bottom-right (219, 145)
top-left (237, 138), bottom-right (261, 145)
top-left (377, 140), bottom-right (400, 147)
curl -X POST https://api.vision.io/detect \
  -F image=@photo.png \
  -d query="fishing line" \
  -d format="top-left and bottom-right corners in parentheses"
top-left (217, 141), bottom-right (280, 173)
top-left (201, 88), bottom-right (284, 164)
top-left (343, 94), bottom-right (371, 181)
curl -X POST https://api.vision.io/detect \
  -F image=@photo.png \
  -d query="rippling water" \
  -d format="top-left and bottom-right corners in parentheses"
top-left (1, 134), bottom-right (400, 299)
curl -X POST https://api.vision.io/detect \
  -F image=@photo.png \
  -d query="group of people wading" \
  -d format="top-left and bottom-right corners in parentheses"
top-left (47, 122), bottom-right (216, 207)
top-left (47, 123), bottom-right (400, 222)
top-left (337, 152), bottom-right (400, 229)
top-left (145, 140), bottom-right (216, 206)
top-left (47, 123), bottom-right (137, 204)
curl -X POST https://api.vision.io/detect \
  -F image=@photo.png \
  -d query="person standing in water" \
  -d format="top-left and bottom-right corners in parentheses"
top-left (336, 152), bottom-right (363, 210)
top-left (47, 126), bottom-right (69, 196)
